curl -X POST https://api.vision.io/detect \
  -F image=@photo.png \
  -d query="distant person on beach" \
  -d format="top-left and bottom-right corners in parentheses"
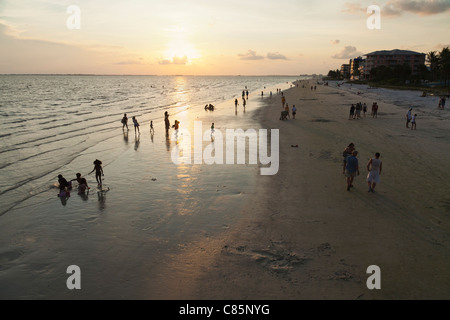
top-left (411, 114), bottom-right (417, 130)
top-left (72, 173), bottom-right (89, 193)
top-left (282, 96), bottom-right (286, 108)
top-left (121, 114), bottom-right (128, 130)
top-left (58, 174), bottom-right (70, 191)
top-left (343, 150), bottom-right (359, 191)
top-left (89, 159), bottom-right (104, 185)
top-left (355, 103), bottom-right (362, 119)
top-left (132, 116), bottom-right (140, 134)
top-left (406, 108), bottom-right (413, 128)
top-left (235, 99), bottom-right (239, 108)
top-left (349, 104), bottom-right (355, 120)
top-left (150, 121), bottom-right (154, 133)
top-left (439, 97), bottom-right (446, 110)
top-left (363, 103), bottom-right (367, 117)
top-left (367, 153), bottom-right (382, 193)
top-left (285, 104), bottom-right (290, 119)
top-left (164, 112), bottom-right (170, 134)
top-left (372, 102), bottom-right (378, 118)
top-left (292, 105), bottom-right (297, 119)
top-left (211, 123), bottom-right (215, 134)
top-left (246, 90), bottom-right (249, 99)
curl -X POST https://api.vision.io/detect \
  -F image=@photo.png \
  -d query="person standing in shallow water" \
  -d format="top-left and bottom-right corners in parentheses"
top-left (121, 114), bottom-right (128, 130)
top-left (164, 111), bottom-right (170, 135)
top-left (89, 159), bottom-right (104, 185)
top-left (132, 116), bottom-right (140, 134)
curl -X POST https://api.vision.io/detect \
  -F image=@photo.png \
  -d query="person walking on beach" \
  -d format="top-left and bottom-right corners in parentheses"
top-left (439, 96), bottom-right (446, 109)
top-left (292, 105), bottom-right (297, 119)
top-left (285, 104), bottom-right (290, 119)
top-left (406, 108), bottom-right (413, 128)
top-left (121, 114), bottom-right (129, 130)
top-left (132, 116), bottom-right (140, 134)
top-left (372, 102), bottom-right (378, 118)
top-left (150, 121), bottom-right (154, 134)
top-left (342, 143), bottom-right (355, 165)
top-left (355, 103), bottom-right (362, 119)
top-left (349, 104), bottom-right (355, 120)
top-left (235, 99), bottom-right (239, 108)
top-left (282, 96), bottom-right (286, 108)
top-left (343, 150), bottom-right (359, 191)
top-left (367, 153), bottom-right (382, 193)
top-left (411, 114), bottom-right (417, 130)
top-left (89, 159), bottom-right (104, 185)
top-left (363, 103), bottom-right (368, 117)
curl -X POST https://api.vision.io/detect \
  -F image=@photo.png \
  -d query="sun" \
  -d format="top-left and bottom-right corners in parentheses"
top-left (161, 26), bottom-right (202, 65)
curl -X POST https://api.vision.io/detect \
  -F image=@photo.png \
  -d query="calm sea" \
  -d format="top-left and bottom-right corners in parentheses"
top-left (0, 75), bottom-right (304, 216)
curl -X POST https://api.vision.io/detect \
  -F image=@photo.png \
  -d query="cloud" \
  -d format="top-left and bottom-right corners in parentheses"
top-left (383, 0), bottom-right (450, 16)
top-left (331, 40), bottom-right (341, 45)
top-left (332, 46), bottom-right (363, 59)
top-left (342, 2), bottom-right (366, 14)
top-left (267, 52), bottom-right (288, 60)
top-left (159, 56), bottom-right (188, 65)
top-left (343, 0), bottom-right (450, 16)
top-left (238, 49), bottom-right (264, 60)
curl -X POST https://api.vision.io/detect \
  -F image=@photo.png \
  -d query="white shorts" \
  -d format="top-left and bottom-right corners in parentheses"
top-left (367, 171), bottom-right (380, 184)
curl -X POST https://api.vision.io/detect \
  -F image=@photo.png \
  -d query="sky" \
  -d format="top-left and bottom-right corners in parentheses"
top-left (0, 0), bottom-right (449, 75)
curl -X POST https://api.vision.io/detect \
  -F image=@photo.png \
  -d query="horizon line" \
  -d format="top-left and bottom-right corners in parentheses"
top-left (0, 73), bottom-right (318, 77)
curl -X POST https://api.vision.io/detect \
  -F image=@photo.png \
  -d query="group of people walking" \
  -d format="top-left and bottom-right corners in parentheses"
top-left (348, 102), bottom-right (379, 120)
top-left (122, 113), bottom-right (141, 134)
top-left (342, 143), bottom-right (383, 193)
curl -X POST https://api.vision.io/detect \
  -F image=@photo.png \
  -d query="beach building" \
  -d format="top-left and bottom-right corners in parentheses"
top-left (340, 64), bottom-right (351, 79)
top-left (350, 57), bottom-right (365, 80)
top-left (365, 49), bottom-right (426, 76)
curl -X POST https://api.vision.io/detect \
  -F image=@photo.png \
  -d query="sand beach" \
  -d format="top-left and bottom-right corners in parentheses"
top-left (1, 78), bottom-right (449, 300)
top-left (174, 81), bottom-right (450, 300)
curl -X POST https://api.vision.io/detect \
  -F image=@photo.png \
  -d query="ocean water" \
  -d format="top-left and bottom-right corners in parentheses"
top-left (0, 75), bottom-right (302, 216)
top-left (1, 74), bottom-right (311, 298)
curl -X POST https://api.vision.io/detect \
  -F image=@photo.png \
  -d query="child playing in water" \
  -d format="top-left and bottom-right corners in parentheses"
top-left (89, 159), bottom-right (104, 185)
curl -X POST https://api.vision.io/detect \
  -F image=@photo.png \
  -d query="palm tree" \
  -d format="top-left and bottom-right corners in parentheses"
top-left (438, 47), bottom-right (450, 87)
top-left (426, 51), bottom-right (440, 81)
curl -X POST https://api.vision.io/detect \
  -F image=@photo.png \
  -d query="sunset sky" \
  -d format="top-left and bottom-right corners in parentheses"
top-left (1, 0), bottom-right (449, 75)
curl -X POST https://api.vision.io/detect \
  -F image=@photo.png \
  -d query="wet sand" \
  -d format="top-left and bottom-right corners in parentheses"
top-left (180, 82), bottom-right (450, 300)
